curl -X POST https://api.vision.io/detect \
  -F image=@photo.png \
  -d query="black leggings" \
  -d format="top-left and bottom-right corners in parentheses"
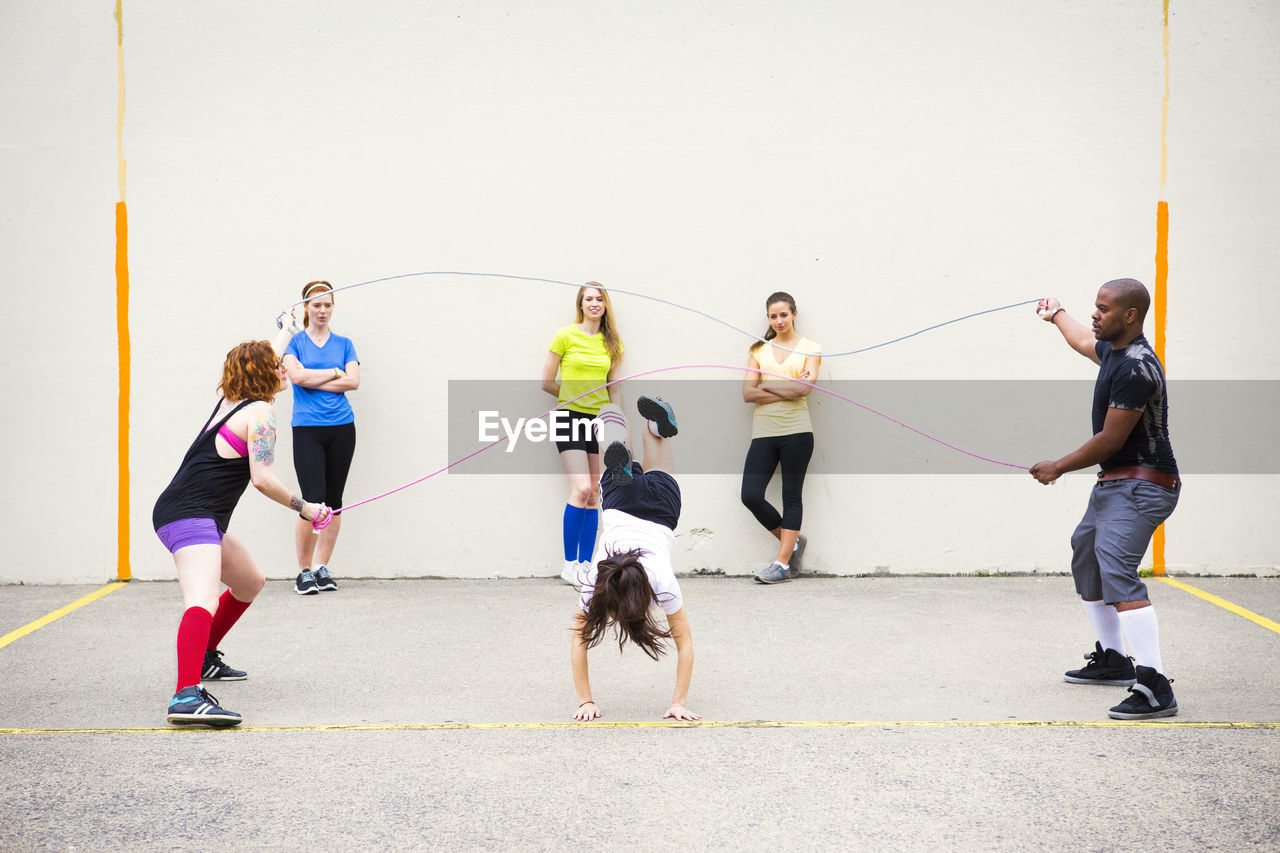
top-left (740, 432), bottom-right (814, 532)
top-left (293, 423), bottom-right (357, 508)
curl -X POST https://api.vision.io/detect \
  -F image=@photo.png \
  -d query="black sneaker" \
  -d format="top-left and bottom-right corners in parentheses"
top-left (314, 565), bottom-right (337, 591)
top-left (788, 534), bottom-right (808, 578)
top-left (166, 685), bottom-right (242, 727)
top-left (295, 570), bottom-right (320, 595)
top-left (1064, 641), bottom-right (1136, 686)
top-left (636, 395), bottom-right (678, 437)
top-left (1108, 665), bottom-right (1178, 720)
top-left (603, 440), bottom-right (634, 486)
top-left (202, 648), bottom-right (247, 681)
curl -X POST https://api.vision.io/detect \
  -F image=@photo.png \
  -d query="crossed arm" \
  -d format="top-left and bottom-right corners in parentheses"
top-left (742, 353), bottom-right (821, 404)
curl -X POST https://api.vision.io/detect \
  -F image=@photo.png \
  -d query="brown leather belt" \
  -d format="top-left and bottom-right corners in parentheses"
top-left (1097, 466), bottom-right (1180, 490)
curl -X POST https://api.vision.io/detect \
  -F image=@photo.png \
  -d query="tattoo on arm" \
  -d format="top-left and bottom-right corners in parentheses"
top-left (289, 494), bottom-right (303, 511)
top-left (252, 410), bottom-right (277, 466)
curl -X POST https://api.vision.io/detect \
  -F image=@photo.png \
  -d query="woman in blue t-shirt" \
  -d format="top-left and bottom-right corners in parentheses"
top-left (282, 280), bottom-right (360, 595)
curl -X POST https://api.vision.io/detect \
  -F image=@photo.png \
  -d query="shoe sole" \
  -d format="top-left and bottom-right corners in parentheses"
top-left (754, 574), bottom-right (790, 584)
top-left (295, 587), bottom-right (319, 595)
top-left (316, 584), bottom-right (337, 591)
top-left (1107, 703), bottom-right (1178, 720)
top-left (636, 396), bottom-right (678, 437)
top-left (166, 713), bottom-right (242, 727)
top-left (1064, 675), bottom-right (1136, 686)
top-left (203, 673), bottom-right (248, 681)
top-left (603, 441), bottom-right (633, 486)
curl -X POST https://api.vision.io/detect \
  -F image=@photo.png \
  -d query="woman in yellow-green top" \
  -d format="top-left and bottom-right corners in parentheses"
top-left (740, 291), bottom-right (821, 585)
top-left (541, 283), bottom-right (624, 586)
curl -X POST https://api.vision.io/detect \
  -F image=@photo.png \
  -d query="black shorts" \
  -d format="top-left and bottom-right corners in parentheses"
top-left (601, 463), bottom-right (681, 531)
top-left (553, 409), bottom-right (599, 455)
top-left (292, 422), bottom-right (356, 507)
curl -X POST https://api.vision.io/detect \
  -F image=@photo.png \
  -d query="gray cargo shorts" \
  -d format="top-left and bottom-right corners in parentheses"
top-left (1069, 478), bottom-right (1180, 604)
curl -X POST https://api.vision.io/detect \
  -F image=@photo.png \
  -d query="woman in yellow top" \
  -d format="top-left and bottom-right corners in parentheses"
top-left (740, 291), bottom-right (821, 584)
top-left (541, 283), bottom-right (624, 586)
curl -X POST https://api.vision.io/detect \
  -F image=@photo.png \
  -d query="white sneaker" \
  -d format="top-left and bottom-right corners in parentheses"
top-left (560, 560), bottom-right (580, 588)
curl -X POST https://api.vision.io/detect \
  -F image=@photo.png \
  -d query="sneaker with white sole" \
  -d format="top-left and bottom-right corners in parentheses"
top-left (1108, 665), bottom-right (1178, 720)
top-left (202, 649), bottom-right (247, 681)
top-left (754, 561), bottom-right (791, 584)
top-left (295, 570), bottom-right (319, 595)
top-left (166, 685), bottom-right (242, 727)
top-left (314, 565), bottom-right (337, 591)
top-left (636, 395), bottom-right (678, 437)
top-left (560, 560), bottom-right (581, 588)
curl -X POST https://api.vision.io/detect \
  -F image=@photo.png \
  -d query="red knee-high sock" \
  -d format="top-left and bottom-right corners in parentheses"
top-left (207, 590), bottom-right (252, 651)
top-left (175, 606), bottom-right (213, 693)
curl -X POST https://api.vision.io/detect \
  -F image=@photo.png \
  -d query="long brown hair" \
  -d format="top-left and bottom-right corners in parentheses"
top-left (217, 340), bottom-right (282, 403)
top-left (301, 280), bottom-right (334, 329)
top-left (749, 291), bottom-right (799, 355)
top-left (577, 282), bottom-right (623, 364)
top-left (580, 548), bottom-right (672, 661)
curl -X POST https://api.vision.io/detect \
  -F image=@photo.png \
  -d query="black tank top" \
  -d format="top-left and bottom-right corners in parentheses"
top-left (152, 400), bottom-right (256, 532)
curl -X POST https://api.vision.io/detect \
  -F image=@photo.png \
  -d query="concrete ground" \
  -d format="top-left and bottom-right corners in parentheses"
top-left (1, 575), bottom-right (1278, 851)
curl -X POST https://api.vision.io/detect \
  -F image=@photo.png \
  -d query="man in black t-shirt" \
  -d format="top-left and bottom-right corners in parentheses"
top-left (1031, 279), bottom-right (1181, 720)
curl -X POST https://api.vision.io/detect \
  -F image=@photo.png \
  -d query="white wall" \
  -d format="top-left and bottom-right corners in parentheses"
top-left (2, 0), bottom-right (1276, 583)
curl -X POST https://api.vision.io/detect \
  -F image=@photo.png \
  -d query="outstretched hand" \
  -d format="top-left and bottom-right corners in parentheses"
top-left (1036, 298), bottom-right (1063, 321)
top-left (275, 308), bottom-right (301, 334)
top-left (573, 701), bottom-right (601, 722)
top-left (663, 703), bottom-right (701, 722)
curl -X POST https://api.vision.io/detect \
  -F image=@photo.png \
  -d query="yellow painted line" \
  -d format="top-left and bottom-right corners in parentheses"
top-left (0, 583), bottom-right (129, 651)
top-left (1159, 576), bottom-right (1280, 634)
top-left (2, 720), bottom-right (1278, 735)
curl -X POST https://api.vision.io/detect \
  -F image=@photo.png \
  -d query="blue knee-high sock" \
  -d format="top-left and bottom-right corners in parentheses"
top-left (562, 504), bottom-right (586, 561)
top-left (578, 509), bottom-right (599, 562)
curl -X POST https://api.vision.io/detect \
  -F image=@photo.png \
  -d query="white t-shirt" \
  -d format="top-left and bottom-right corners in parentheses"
top-left (578, 508), bottom-right (683, 615)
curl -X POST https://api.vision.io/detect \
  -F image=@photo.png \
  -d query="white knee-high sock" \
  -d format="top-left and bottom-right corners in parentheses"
top-left (596, 409), bottom-right (628, 449)
top-left (1118, 606), bottom-right (1164, 673)
top-left (1082, 599), bottom-right (1125, 655)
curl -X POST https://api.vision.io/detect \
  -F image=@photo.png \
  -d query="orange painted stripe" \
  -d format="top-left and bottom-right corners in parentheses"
top-left (116, 202), bottom-right (131, 581)
top-left (115, 1), bottom-right (130, 582)
top-left (1152, 201), bottom-right (1169, 575)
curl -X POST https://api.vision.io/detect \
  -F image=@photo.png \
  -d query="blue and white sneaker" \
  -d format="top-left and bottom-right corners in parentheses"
top-left (167, 685), bottom-right (242, 727)
top-left (754, 561), bottom-right (791, 584)
top-left (202, 648), bottom-right (247, 681)
top-left (603, 440), bottom-right (634, 486)
top-left (636, 395), bottom-right (678, 438)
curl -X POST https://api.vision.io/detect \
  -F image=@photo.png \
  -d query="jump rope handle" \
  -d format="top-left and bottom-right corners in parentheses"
top-left (307, 504), bottom-right (335, 534)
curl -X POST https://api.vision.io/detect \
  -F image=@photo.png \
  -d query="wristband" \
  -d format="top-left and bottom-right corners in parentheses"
top-left (1047, 307), bottom-right (1063, 321)
top-left (579, 700), bottom-right (595, 708)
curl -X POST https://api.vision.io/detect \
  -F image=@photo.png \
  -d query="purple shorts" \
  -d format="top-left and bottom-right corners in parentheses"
top-left (155, 518), bottom-right (224, 554)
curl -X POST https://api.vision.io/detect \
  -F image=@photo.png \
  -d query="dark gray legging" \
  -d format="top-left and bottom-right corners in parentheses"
top-left (740, 432), bottom-right (814, 531)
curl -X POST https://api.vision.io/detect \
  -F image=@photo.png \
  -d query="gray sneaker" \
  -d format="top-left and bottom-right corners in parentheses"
top-left (788, 535), bottom-right (808, 578)
top-left (754, 561), bottom-right (791, 584)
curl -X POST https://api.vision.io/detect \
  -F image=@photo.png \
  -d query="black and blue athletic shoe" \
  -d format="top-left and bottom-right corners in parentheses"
top-left (167, 685), bottom-right (242, 727)
top-left (603, 440), bottom-right (634, 486)
top-left (636, 395), bottom-right (678, 438)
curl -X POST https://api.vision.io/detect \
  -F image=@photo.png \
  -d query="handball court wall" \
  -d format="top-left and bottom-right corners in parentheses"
top-left (2, 1), bottom-right (1277, 584)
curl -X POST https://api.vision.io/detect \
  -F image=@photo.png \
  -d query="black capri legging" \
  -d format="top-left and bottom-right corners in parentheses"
top-left (293, 422), bottom-right (357, 508)
top-left (740, 432), bottom-right (814, 532)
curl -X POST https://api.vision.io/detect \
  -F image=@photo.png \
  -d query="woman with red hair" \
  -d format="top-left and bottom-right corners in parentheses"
top-left (152, 318), bottom-right (331, 726)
